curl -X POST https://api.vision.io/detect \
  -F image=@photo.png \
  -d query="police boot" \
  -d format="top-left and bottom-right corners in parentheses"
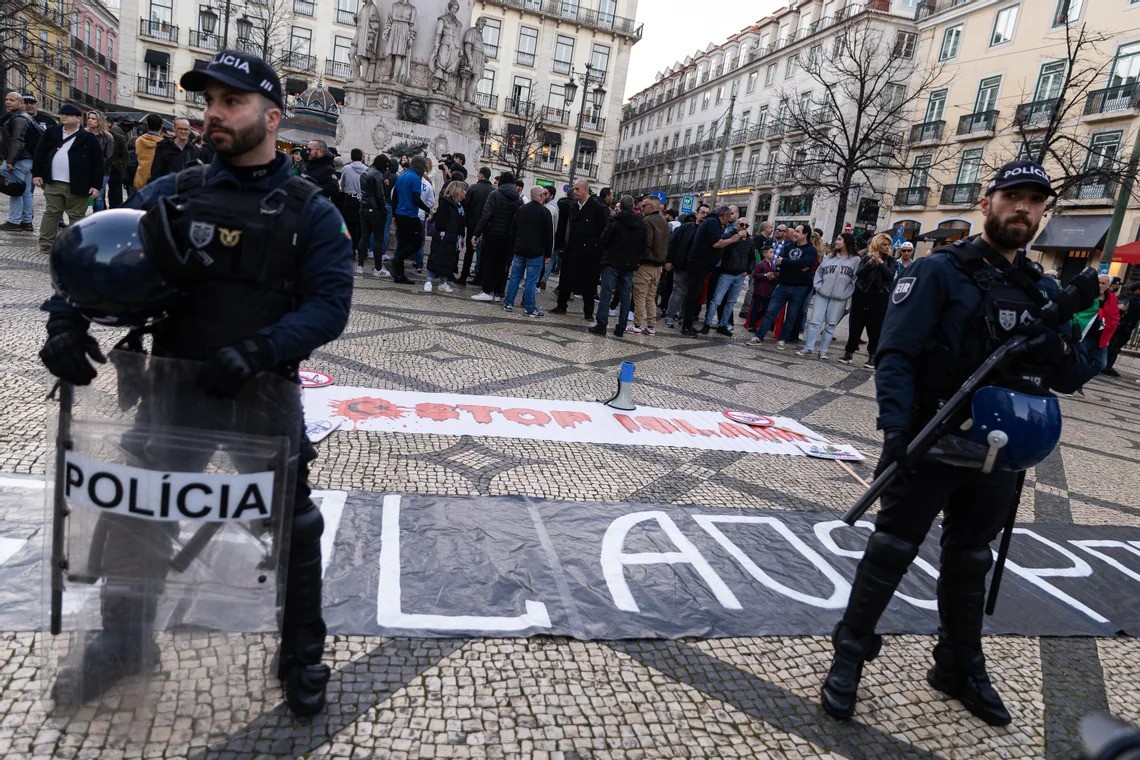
top-left (51, 594), bottom-right (158, 707)
top-left (927, 547), bottom-right (1011, 727)
top-left (821, 532), bottom-right (920, 720)
top-left (278, 501), bottom-right (331, 717)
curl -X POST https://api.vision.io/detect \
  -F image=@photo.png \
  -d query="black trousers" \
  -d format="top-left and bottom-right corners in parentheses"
top-left (356, 206), bottom-right (386, 268)
top-left (682, 261), bottom-right (714, 330)
top-left (1105, 322), bottom-right (1137, 370)
top-left (341, 195), bottom-right (361, 252)
top-left (391, 215), bottom-right (422, 280)
top-left (844, 290), bottom-right (889, 357)
top-left (106, 167), bottom-right (124, 209)
top-left (461, 229), bottom-right (478, 282)
top-left (480, 235), bottom-right (511, 296)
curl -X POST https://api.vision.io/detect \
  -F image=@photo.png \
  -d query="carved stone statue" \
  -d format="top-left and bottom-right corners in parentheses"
top-left (383, 0), bottom-right (417, 85)
top-left (352, 0), bottom-right (382, 82)
top-left (429, 0), bottom-right (463, 96)
top-left (459, 16), bottom-right (487, 105)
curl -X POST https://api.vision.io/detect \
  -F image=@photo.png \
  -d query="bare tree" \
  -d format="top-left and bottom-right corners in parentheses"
top-left (988, 16), bottom-right (1135, 210)
top-left (777, 15), bottom-right (953, 239)
top-left (0, 2), bottom-right (51, 98)
top-left (483, 103), bottom-right (553, 180)
top-left (236, 0), bottom-right (297, 72)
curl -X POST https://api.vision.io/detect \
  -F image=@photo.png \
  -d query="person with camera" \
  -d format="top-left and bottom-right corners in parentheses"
top-left (440, 152), bottom-right (467, 183)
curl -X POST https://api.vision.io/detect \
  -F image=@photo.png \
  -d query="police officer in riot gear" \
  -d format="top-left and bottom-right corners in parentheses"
top-left (38, 51), bottom-right (353, 716)
top-left (820, 160), bottom-right (1091, 726)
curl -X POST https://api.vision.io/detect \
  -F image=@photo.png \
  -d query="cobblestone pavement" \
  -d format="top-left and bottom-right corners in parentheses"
top-left (0, 218), bottom-right (1138, 759)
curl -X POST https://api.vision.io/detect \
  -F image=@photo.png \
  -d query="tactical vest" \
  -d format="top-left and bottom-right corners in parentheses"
top-left (151, 166), bottom-right (321, 362)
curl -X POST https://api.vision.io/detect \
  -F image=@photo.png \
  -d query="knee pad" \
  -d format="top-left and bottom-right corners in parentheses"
top-left (865, 531), bottom-right (921, 574)
top-left (940, 546), bottom-right (993, 584)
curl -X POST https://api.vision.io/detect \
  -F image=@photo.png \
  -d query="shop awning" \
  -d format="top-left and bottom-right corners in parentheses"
top-left (1107, 240), bottom-right (1140, 264)
top-left (1031, 214), bottom-right (1113, 252)
top-left (285, 77), bottom-right (308, 95)
top-left (143, 49), bottom-right (170, 66)
top-left (542, 131), bottom-right (562, 146)
top-left (578, 138), bottom-right (597, 152)
top-left (918, 226), bottom-right (969, 241)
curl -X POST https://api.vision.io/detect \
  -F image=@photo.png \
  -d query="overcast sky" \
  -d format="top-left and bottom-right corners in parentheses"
top-left (623, 2), bottom-right (784, 100)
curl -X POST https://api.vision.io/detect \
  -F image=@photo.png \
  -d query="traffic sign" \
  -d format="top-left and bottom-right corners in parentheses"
top-left (536, 178), bottom-right (555, 189)
top-left (843, 222), bottom-right (853, 233)
top-left (680, 194), bottom-right (695, 214)
top-left (651, 191), bottom-right (667, 205)
top-left (1098, 261), bottom-right (1111, 275)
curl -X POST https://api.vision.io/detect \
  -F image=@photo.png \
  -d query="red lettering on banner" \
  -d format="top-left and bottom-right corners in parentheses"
top-left (331, 397), bottom-right (412, 422)
top-left (673, 419), bottom-right (719, 437)
top-left (753, 426), bottom-right (778, 442)
top-left (415, 403), bottom-right (461, 421)
top-left (719, 422), bottom-right (760, 440)
top-left (551, 410), bottom-right (591, 429)
top-left (614, 414), bottom-right (641, 433)
top-left (457, 404), bottom-right (501, 424)
top-left (636, 416), bottom-right (678, 434)
top-left (502, 408), bottom-right (551, 426)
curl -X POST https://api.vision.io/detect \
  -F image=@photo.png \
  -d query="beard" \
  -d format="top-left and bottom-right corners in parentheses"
top-left (984, 209), bottom-right (1039, 251)
top-left (207, 113), bottom-right (267, 158)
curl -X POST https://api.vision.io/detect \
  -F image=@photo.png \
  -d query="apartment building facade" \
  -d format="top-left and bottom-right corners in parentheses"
top-left (471, 0), bottom-right (641, 188)
top-left (614, 0), bottom-right (921, 236)
top-left (3, 0), bottom-right (73, 114)
top-left (69, 0), bottom-right (121, 114)
top-left (897, 0), bottom-right (1140, 280)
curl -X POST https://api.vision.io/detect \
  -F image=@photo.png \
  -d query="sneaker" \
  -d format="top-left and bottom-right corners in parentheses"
top-left (439, 281), bottom-right (453, 293)
top-left (681, 326), bottom-right (698, 336)
top-left (645, 326), bottom-right (656, 335)
top-left (664, 318), bottom-right (674, 328)
top-left (424, 281), bottom-right (433, 293)
top-left (0, 221), bottom-right (20, 231)
top-left (748, 336), bottom-right (763, 345)
top-left (715, 326), bottom-right (733, 337)
top-left (20, 222), bottom-right (34, 232)
top-left (796, 347), bottom-right (813, 356)
top-left (699, 324), bottom-right (711, 335)
top-left (776, 340), bottom-right (787, 350)
top-left (526, 309), bottom-right (544, 318)
top-left (863, 361), bottom-right (875, 369)
top-left (588, 324), bottom-right (606, 336)
top-left (839, 353), bottom-right (853, 364)
top-left (376, 268), bottom-right (391, 277)
top-left (493, 295), bottom-right (502, 302)
top-left (628, 325), bottom-right (643, 334)
top-left (550, 306), bottom-right (568, 314)
top-left (471, 292), bottom-right (496, 301)
top-left (609, 308), bottom-right (617, 317)
top-left (503, 304), bottom-right (513, 312)
top-left (818, 352), bottom-right (830, 360)
top-left (356, 265), bottom-right (365, 275)
top-left (382, 253), bottom-right (392, 262)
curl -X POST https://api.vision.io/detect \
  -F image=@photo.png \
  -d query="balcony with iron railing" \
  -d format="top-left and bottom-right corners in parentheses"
top-left (940, 183), bottom-right (980, 205)
top-left (908, 120), bottom-right (944, 144)
top-left (1014, 98), bottom-right (1059, 131)
top-left (34, 1), bottom-right (68, 28)
top-left (69, 87), bottom-right (110, 112)
top-left (505, 98), bottom-right (535, 117)
top-left (516, 51), bottom-right (536, 67)
top-left (581, 114), bottom-right (606, 132)
top-left (536, 155), bottom-right (565, 172)
top-left (755, 167), bottom-right (779, 185)
top-left (324, 59), bottom-right (352, 79)
top-left (915, 0), bottom-right (974, 20)
top-left (765, 121), bottom-right (787, 139)
top-left (956, 110), bottom-right (998, 138)
top-left (541, 106), bottom-right (570, 126)
top-left (139, 18), bottom-right (179, 44)
top-left (41, 47), bottom-right (69, 73)
top-left (553, 59), bottom-right (571, 75)
top-left (189, 30), bottom-right (222, 51)
top-left (475, 92), bottom-right (499, 111)
top-left (896, 186), bottom-right (930, 206)
top-left (137, 75), bottom-right (175, 100)
top-left (1084, 83), bottom-right (1140, 117)
top-left (293, 0), bottom-right (315, 16)
top-left (336, 8), bottom-right (354, 24)
top-left (481, 0), bottom-right (643, 40)
top-left (575, 159), bottom-right (598, 178)
top-left (281, 51), bottom-right (317, 71)
top-left (1060, 176), bottom-right (1117, 202)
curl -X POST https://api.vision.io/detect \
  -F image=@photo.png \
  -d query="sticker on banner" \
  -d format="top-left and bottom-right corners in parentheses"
top-left (300, 370), bottom-right (335, 388)
top-left (796, 442), bottom-right (865, 461)
top-left (306, 418), bottom-right (343, 443)
top-left (63, 453), bottom-right (275, 522)
top-left (723, 410), bottom-right (774, 427)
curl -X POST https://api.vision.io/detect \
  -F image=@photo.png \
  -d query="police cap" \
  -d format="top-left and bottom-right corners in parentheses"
top-left (985, 160), bottom-right (1056, 197)
top-left (180, 49), bottom-right (285, 110)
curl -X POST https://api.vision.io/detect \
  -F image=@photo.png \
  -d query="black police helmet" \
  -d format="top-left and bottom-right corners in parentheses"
top-left (50, 209), bottom-right (182, 326)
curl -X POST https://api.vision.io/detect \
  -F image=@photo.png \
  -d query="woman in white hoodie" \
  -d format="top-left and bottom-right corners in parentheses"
top-left (799, 232), bottom-right (859, 359)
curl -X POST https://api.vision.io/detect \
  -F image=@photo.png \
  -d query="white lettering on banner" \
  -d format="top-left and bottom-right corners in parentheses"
top-left (62, 453), bottom-right (275, 522)
top-left (0, 536), bottom-right (24, 567)
top-left (376, 495), bottom-right (552, 631)
top-left (813, 520), bottom-right (938, 611)
top-left (313, 490), bottom-right (347, 579)
top-left (1003, 529), bottom-right (1109, 624)
top-left (694, 515), bottom-right (849, 608)
top-left (1070, 540), bottom-right (1140, 583)
top-left (600, 511), bottom-right (741, 613)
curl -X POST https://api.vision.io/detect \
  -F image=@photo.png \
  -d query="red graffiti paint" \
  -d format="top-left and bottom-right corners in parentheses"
top-left (331, 396), bottom-right (412, 422)
top-left (613, 414), bottom-right (640, 433)
top-left (457, 404), bottom-right (501, 423)
top-left (502, 408), bottom-right (551, 426)
top-left (551, 410), bottom-right (591, 429)
top-left (636, 416), bottom-right (678, 434)
top-left (416, 402), bottom-right (461, 421)
top-left (673, 419), bottom-right (719, 437)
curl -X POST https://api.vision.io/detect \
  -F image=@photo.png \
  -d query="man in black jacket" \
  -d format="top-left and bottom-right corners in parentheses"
top-left (459, 166), bottom-right (493, 285)
top-left (356, 154), bottom-right (390, 277)
top-left (589, 195), bottom-right (646, 337)
top-left (503, 186), bottom-right (554, 317)
top-left (472, 172), bottom-right (523, 301)
top-left (552, 179), bottom-right (609, 319)
top-left (663, 204), bottom-right (708, 327)
top-left (680, 205), bottom-right (743, 335)
top-left (31, 103), bottom-right (103, 252)
top-left (2, 91), bottom-right (38, 231)
top-left (148, 117), bottom-right (202, 182)
top-left (302, 139), bottom-right (338, 198)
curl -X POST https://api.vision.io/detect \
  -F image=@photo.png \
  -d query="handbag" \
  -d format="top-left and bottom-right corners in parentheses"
top-left (1, 167), bottom-right (26, 197)
top-left (425, 216), bottom-right (437, 237)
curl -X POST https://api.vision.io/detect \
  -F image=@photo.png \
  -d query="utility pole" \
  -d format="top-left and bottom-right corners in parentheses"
top-left (709, 94), bottom-right (735, 208)
top-left (1099, 122), bottom-right (1140, 271)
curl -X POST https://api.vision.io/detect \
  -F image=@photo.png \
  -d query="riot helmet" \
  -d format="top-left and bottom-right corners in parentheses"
top-left (50, 209), bottom-right (182, 326)
top-left (930, 385), bottom-right (1062, 473)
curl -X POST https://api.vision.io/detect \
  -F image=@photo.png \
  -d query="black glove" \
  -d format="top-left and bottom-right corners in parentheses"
top-left (196, 336), bottom-right (274, 398)
top-left (39, 326), bottom-right (105, 386)
top-left (1012, 321), bottom-right (1069, 364)
top-left (873, 430), bottom-right (910, 480)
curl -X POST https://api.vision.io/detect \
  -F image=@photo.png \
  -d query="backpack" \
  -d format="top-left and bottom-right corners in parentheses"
top-left (19, 114), bottom-right (43, 157)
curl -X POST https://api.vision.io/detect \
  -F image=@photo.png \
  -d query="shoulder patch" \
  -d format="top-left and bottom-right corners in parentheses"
top-left (892, 276), bottom-right (916, 305)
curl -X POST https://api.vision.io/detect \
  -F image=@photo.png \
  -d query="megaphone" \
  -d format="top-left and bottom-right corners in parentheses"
top-left (602, 361), bottom-right (636, 411)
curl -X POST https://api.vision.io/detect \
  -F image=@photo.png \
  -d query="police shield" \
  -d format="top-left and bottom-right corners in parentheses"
top-left (44, 350), bottom-right (301, 742)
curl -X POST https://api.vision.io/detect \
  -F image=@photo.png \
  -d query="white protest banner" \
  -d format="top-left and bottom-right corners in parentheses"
top-left (303, 386), bottom-right (840, 456)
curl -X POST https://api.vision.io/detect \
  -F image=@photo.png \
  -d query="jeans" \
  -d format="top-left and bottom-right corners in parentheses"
top-left (705, 272), bottom-right (746, 329)
top-left (666, 271), bottom-right (688, 320)
top-left (1081, 333), bottom-right (1108, 378)
top-left (2, 159), bottom-right (34, 224)
top-left (92, 174), bottom-right (110, 212)
top-left (413, 219), bottom-right (425, 270)
top-left (804, 295), bottom-right (848, 353)
top-left (596, 266), bottom-right (633, 331)
top-left (504, 254), bottom-right (545, 313)
top-left (754, 284), bottom-right (809, 342)
top-left (541, 248), bottom-right (563, 284)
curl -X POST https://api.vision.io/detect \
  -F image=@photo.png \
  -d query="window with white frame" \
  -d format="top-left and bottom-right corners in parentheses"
top-left (747, 71), bottom-right (758, 93)
top-left (554, 35), bottom-right (574, 74)
top-left (1109, 41), bottom-right (1140, 87)
top-left (517, 27), bottom-right (538, 66)
top-left (785, 56), bottom-right (796, 79)
top-left (291, 26), bottom-right (312, 56)
top-left (715, 85), bottom-right (723, 105)
top-left (939, 25), bottom-right (962, 61)
top-left (1053, 0), bottom-right (1082, 27)
top-left (991, 5), bottom-right (1018, 46)
top-left (590, 43), bottom-right (610, 78)
top-left (894, 31), bottom-right (917, 59)
top-left (909, 154), bottom-right (932, 186)
top-left (149, 0), bottom-right (172, 25)
top-left (482, 18), bottom-right (501, 59)
top-left (702, 91), bottom-right (710, 110)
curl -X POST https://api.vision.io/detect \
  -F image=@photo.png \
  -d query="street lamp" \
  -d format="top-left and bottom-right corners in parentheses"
top-left (200, 1), bottom-right (236, 49)
top-left (564, 62), bottom-right (607, 187)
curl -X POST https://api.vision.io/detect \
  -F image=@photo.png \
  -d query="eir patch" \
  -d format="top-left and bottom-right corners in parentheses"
top-left (892, 276), bottom-right (916, 304)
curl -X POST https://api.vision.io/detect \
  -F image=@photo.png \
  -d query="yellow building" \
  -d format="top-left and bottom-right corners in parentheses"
top-left (4, 0), bottom-right (72, 114)
top-left (895, 0), bottom-right (1139, 280)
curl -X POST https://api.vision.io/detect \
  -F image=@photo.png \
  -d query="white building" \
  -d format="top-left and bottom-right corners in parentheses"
top-left (614, 0), bottom-right (918, 236)
top-left (470, 0), bottom-right (641, 189)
